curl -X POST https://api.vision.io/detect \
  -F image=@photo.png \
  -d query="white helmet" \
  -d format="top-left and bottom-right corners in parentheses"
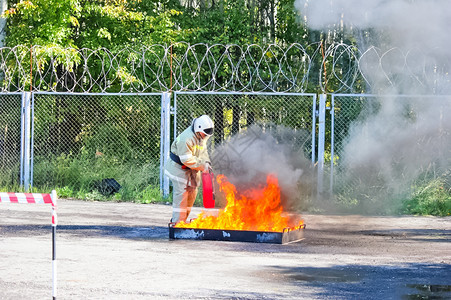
top-left (193, 115), bottom-right (214, 136)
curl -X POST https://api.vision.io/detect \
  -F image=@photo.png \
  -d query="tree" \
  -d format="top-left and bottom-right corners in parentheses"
top-left (2, 0), bottom-right (189, 91)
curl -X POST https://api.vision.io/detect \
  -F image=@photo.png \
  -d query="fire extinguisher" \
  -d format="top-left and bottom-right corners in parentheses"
top-left (201, 170), bottom-right (215, 208)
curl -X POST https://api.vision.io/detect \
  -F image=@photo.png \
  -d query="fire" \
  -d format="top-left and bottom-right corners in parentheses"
top-left (175, 174), bottom-right (303, 232)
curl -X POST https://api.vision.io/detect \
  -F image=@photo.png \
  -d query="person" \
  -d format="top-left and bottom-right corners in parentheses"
top-left (165, 115), bottom-right (214, 224)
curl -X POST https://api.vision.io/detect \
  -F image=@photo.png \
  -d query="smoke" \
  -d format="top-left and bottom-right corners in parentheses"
top-left (211, 125), bottom-right (314, 210)
top-left (296, 0), bottom-right (451, 213)
top-left (340, 96), bottom-right (451, 211)
top-left (298, 0), bottom-right (451, 51)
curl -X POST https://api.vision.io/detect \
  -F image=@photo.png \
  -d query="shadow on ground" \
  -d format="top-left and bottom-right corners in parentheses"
top-left (359, 229), bottom-right (451, 243)
top-left (0, 224), bottom-right (169, 240)
top-left (270, 263), bottom-right (451, 299)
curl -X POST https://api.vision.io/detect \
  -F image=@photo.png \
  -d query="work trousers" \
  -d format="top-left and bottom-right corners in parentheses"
top-left (165, 160), bottom-right (200, 223)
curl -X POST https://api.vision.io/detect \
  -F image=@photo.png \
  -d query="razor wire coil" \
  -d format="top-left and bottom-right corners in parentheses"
top-left (0, 43), bottom-right (448, 94)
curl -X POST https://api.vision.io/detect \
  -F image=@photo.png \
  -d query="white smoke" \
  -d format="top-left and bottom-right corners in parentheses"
top-left (211, 125), bottom-right (314, 210)
top-left (296, 0), bottom-right (451, 212)
top-left (297, 0), bottom-right (451, 57)
top-left (297, 0), bottom-right (451, 48)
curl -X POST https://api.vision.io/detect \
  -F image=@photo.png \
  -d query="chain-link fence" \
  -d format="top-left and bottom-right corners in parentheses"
top-left (0, 93), bottom-right (22, 187)
top-left (328, 95), bottom-right (379, 197)
top-left (2, 90), bottom-right (448, 208)
top-left (173, 92), bottom-right (317, 207)
top-left (29, 92), bottom-right (163, 200)
top-left (330, 94), bottom-right (451, 212)
top-left (174, 92), bottom-right (316, 152)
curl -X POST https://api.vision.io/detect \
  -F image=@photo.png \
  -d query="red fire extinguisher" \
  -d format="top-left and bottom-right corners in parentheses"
top-left (201, 170), bottom-right (215, 208)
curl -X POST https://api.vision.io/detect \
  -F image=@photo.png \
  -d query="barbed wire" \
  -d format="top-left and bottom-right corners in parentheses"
top-left (0, 43), bottom-right (448, 93)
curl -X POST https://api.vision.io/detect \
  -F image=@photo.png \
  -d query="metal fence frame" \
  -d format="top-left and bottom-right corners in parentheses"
top-left (16, 92), bottom-right (165, 192)
top-left (165, 91), bottom-right (319, 196)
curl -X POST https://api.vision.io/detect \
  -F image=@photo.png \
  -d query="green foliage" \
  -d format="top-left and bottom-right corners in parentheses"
top-left (402, 178), bottom-right (451, 216)
top-left (0, 169), bottom-right (21, 192)
top-left (56, 186), bottom-right (72, 198)
top-left (136, 185), bottom-right (167, 204)
top-left (3, 0), bottom-right (188, 49)
top-left (4, 0), bottom-right (81, 47)
top-left (3, 0), bottom-right (190, 92)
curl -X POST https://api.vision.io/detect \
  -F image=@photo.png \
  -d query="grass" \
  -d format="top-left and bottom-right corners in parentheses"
top-left (401, 178), bottom-right (451, 217)
top-left (27, 152), bottom-right (169, 204)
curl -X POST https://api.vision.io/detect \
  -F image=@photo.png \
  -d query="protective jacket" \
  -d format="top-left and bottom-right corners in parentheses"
top-left (165, 125), bottom-right (210, 223)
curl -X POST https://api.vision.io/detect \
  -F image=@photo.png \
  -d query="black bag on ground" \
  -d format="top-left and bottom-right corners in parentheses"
top-left (94, 178), bottom-right (121, 196)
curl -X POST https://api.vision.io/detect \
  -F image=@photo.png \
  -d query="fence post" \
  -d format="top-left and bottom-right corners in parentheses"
top-left (20, 92), bottom-right (32, 191)
top-left (311, 94), bottom-right (317, 165)
top-left (160, 92), bottom-right (171, 197)
top-left (317, 94), bottom-right (327, 199)
top-left (330, 94), bottom-right (335, 195)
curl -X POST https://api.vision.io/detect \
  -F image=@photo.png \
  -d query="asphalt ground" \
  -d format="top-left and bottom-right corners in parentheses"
top-left (0, 199), bottom-right (450, 299)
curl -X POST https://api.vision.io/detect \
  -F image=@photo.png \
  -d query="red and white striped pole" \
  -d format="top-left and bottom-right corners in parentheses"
top-left (0, 190), bottom-right (58, 299)
top-left (51, 190), bottom-right (57, 300)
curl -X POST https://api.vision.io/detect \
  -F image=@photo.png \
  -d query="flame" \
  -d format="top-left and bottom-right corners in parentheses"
top-left (175, 174), bottom-right (303, 232)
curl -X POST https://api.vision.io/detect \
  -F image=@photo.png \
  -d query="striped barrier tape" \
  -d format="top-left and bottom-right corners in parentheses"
top-left (0, 190), bottom-right (58, 299)
top-left (0, 192), bottom-right (53, 204)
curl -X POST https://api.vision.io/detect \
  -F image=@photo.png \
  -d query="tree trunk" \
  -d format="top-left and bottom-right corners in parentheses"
top-left (269, 0), bottom-right (275, 42)
top-left (219, 0), bottom-right (224, 16)
top-left (249, 0), bottom-right (255, 39)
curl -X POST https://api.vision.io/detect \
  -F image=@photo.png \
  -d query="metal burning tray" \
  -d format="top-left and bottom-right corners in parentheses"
top-left (168, 223), bottom-right (305, 244)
